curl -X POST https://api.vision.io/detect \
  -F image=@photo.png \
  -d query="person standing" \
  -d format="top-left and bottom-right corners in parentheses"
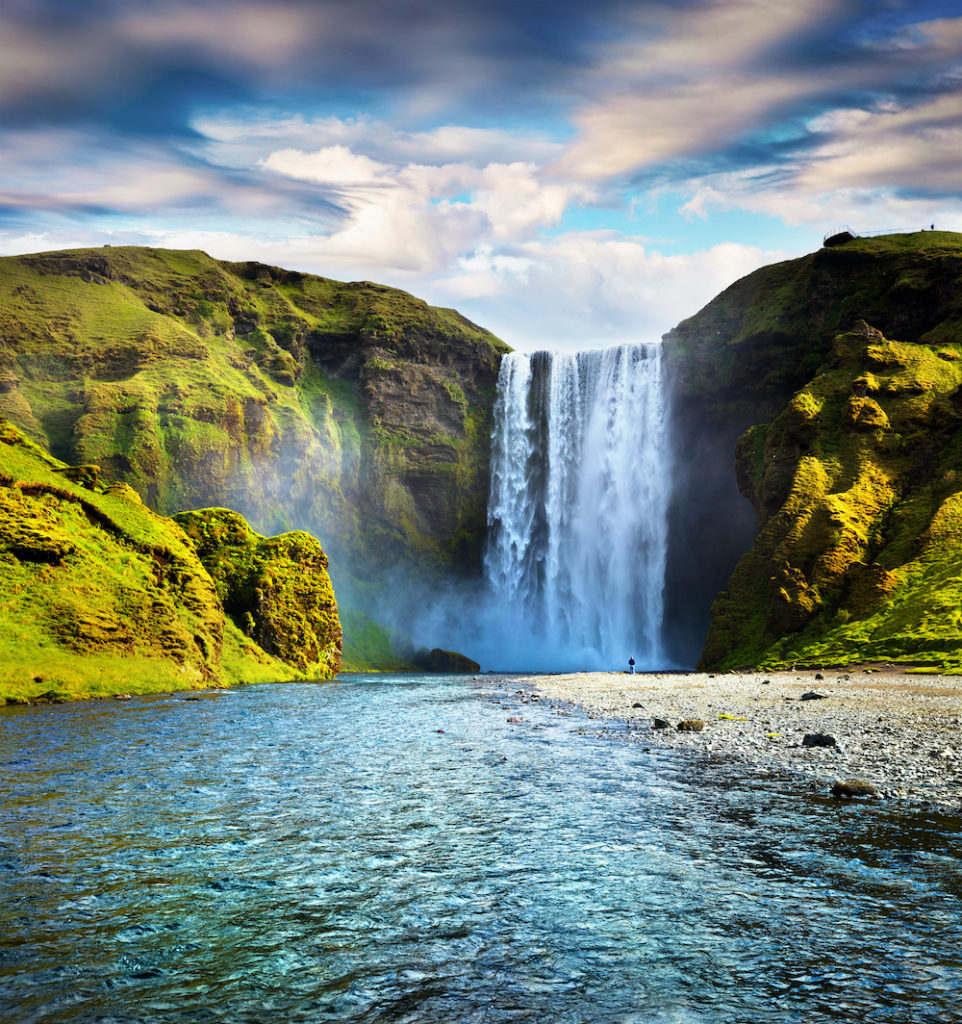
top-left (628, 656), bottom-right (635, 674)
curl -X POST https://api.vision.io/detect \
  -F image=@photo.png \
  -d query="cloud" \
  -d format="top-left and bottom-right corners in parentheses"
top-left (798, 89), bottom-right (962, 194)
top-left (0, 0), bottom-right (632, 133)
top-left (257, 141), bottom-right (597, 271)
top-left (261, 146), bottom-right (392, 186)
top-left (432, 234), bottom-right (783, 349)
top-left (556, 3), bottom-right (962, 183)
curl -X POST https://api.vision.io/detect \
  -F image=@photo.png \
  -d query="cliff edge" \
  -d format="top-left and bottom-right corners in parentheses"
top-left (663, 231), bottom-right (962, 671)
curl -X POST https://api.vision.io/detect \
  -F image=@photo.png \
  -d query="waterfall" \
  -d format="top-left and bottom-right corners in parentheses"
top-left (483, 343), bottom-right (669, 671)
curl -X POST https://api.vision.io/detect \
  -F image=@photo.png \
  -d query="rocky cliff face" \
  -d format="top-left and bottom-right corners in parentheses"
top-left (0, 247), bottom-right (509, 661)
top-left (663, 231), bottom-right (962, 670)
top-left (174, 508), bottom-right (341, 678)
top-left (0, 417), bottom-right (341, 700)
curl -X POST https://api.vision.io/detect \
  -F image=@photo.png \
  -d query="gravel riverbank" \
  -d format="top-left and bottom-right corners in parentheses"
top-left (493, 669), bottom-right (962, 811)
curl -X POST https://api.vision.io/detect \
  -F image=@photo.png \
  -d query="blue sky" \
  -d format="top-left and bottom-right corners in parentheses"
top-left (2, 0), bottom-right (962, 349)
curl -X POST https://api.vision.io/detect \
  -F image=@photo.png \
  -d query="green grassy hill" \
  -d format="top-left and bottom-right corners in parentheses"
top-left (663, 232), bottom-right (962, 671)
top-left (0, 417), bottom-right (340, 701)
top-left (0, 246), bottom-right (508, 667)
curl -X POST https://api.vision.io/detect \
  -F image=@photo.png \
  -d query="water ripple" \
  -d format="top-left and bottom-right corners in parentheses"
top-left (1, 676), bottom-right (960, 1023)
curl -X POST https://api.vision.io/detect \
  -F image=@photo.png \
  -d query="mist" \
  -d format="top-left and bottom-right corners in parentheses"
top-left (395, 343), bottom-right (675, 673)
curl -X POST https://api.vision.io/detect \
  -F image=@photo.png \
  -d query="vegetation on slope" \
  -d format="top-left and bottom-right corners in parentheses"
top-left (702, 321), bottom-right (962, 672)
top-left (0, 246), bottom-right (508, 667)
top-left (662, 231), bottom-right (962, 669)
top-left (0, 417), bottom-right (340, 701)
top-left (664, 231), bottom-right (962, 423)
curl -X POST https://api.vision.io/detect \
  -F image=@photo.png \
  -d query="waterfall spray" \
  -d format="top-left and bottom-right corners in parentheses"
top-left (483, 343), bottom-right (669, 670)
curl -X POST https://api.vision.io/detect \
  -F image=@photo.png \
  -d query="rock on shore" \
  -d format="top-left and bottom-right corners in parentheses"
top-left (500, 669), bottom-right (962, 810)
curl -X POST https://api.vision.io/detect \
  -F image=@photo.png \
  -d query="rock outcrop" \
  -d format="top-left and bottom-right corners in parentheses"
top-left (0, 417), bottom-right (341, 700)
top-left (663, 231), bottom-right (962, 671)
top-left (0, 247), bottom-right (509, 666)
top-left (173, 508), bottom-right (342, 678)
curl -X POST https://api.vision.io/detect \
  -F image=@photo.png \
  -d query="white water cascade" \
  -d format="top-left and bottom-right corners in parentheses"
top-left (483, 343), bottom-right (669, 671)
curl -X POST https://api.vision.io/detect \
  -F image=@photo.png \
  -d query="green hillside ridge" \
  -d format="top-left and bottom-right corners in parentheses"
top-left (0, 417), bottom-right (341, 702)
top-left (664, 230), bottom-right (962, 672)
top-left (0, 246), bottom-right (508, 667)
top-left (665, 231), bottom-right (962, 425)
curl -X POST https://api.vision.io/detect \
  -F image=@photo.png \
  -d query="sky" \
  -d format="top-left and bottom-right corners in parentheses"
top-left (2, 0), bottom-right (962, 351)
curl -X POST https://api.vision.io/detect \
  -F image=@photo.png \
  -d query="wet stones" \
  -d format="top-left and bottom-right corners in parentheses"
top-left (651, 718), bottom-right (670, 730)
top-left (800, 691), bottom-right (827, 701)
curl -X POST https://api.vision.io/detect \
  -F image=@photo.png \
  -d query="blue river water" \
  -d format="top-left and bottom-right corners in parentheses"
top-left (1, 674), bottom-right (960, 1024)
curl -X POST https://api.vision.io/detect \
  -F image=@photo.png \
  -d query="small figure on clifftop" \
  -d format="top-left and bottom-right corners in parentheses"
top-left (628, 656), bottom-right (635, 675)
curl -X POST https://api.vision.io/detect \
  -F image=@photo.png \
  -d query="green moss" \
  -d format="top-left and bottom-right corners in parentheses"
top-left (702, 321), bottom-right (962, 672)
top-left (339, 609), bottom-right (412, 672)
top-left (174, 508), bottom-right (342, 678)
top-left (0, 417), bottom-right (317, 700)
top-left (664, 231), bottom-right (962, 427)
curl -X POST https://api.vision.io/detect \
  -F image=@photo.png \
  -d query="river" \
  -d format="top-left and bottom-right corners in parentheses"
top-left (1, 675), bottom-right (960, 1023)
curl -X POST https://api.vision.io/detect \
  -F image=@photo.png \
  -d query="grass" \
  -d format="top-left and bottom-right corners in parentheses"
top-left (0, 417), bottom-right (340, 701)
top-left (702, 321), bottom-right (962, 672)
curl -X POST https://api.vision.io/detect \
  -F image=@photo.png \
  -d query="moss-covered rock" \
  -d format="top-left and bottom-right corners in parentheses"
top-left (0, 246), bottom-right (509, 668)
top-left (173, 508), bottom-right (341, 678)
top-left (663, 231), bottom-right (962, 668)
top-left (700, 320), bottom-right (962, 672)
top-left (0, 417), bottom-right (339, 701)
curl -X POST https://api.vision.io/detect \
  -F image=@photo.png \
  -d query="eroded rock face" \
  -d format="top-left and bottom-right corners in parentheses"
top-left (701, 319), bottom-right (962, 671)
top-left (173, 508), bottom-right (342, 678)
top-left (663, 232), bottom-right (962, 670)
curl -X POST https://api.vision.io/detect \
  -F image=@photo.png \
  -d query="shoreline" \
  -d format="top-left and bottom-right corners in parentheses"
top-left (495, 669), bottom-right (962, 811)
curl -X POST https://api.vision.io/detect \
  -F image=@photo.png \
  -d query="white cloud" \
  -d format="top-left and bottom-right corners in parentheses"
top-left (261, 145), bottom-right (392, 186)
top-left (555, 0), bottom-right (841, 180)
top-left (432, 234), bottom-right (784, 349)
top-left (555, 3), bottom-right (962, 183)
top-left (797, 91), bottom-right (962, 194)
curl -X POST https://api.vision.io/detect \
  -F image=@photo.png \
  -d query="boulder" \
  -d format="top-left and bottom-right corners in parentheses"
top-left (803, 732), bottom-right (838, 747)
top-left (414, 647), bottom-right (481, 673)
top-left (832, 780), bottom-right (879, 799)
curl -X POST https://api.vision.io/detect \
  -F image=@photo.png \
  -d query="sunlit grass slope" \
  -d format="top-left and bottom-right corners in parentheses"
top-left (703, 321), bottom-right (962, 672)
top-left (0, 417), bottom-right (340, 701)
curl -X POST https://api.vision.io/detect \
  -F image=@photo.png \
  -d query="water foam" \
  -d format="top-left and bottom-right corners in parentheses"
top-left (483, 343), bottom-right (669, 670)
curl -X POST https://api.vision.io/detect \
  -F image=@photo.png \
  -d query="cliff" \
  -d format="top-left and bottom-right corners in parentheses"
top-left (0, 246), bottom-right (508, 664)
top-left (0, 417), bottom-right (341, 701)
top-left (663, 231), bottom-right (962, 671)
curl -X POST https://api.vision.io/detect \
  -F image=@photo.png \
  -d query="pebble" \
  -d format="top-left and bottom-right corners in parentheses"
top-left (494, 669), bottom-right (962, 811)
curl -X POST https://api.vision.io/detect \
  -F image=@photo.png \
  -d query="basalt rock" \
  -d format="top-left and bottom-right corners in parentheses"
top-left (413, 647), bottom-right (482, 673)
top-left (803, 733), bottom-right (838, 748)
top-left (832, 780), bottom-right (880, 799)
